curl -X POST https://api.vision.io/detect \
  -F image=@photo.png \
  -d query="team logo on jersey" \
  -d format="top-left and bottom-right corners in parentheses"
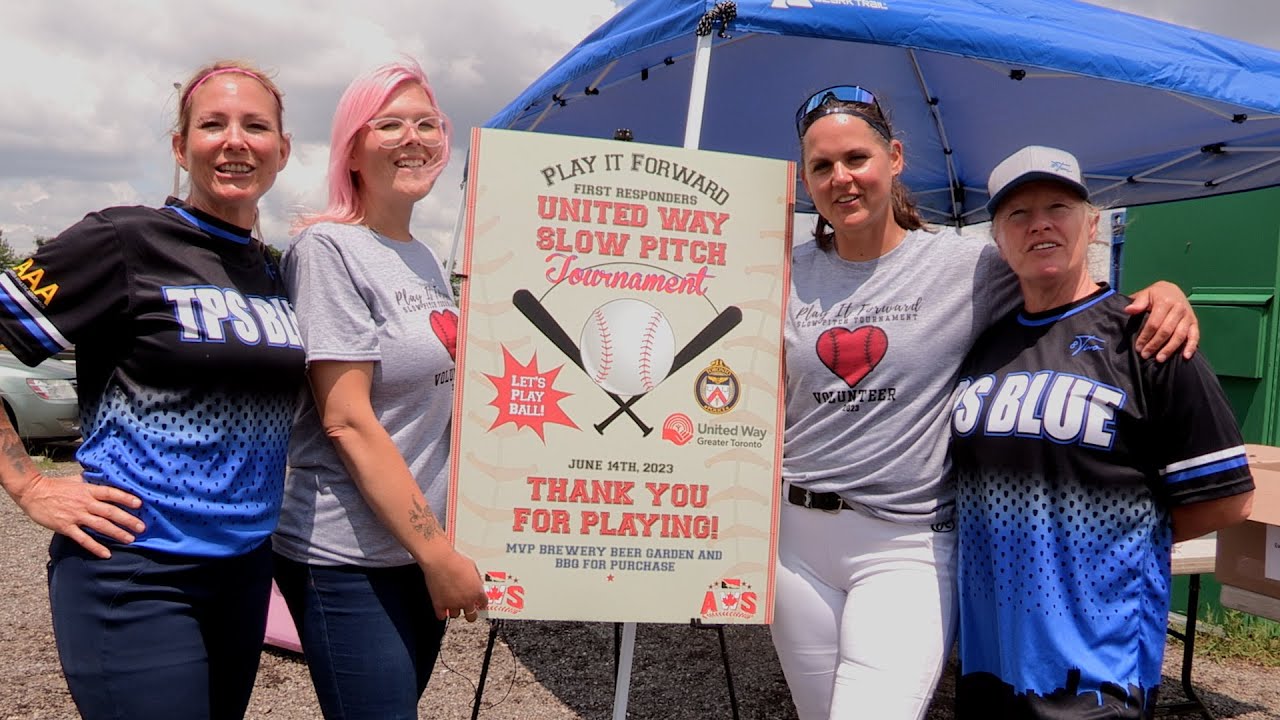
top-left (952, 371), bottom-right (1127, 450)
top-left (700, 577), bottom-right (759, 620)
top-left (694, 359), bottom-right (739, 414)
top-left (9, 259), bottom-right (59, 306)
top-left (1069, 334), bottom-right (1105, 356)
top-left (662, 413), bottom-right (694, 445)
top-left (430, 309), bottom-right (459, 360)
top-left (483, 570), bottom-right (526, 616)
top-left (817, 325), bottom-right (887, 388)
top-left (162, 286), bottom-right (302, 348)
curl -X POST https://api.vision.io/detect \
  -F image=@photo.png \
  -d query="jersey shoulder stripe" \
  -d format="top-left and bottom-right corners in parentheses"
top-left (0, 272), bottom-right (72, 353)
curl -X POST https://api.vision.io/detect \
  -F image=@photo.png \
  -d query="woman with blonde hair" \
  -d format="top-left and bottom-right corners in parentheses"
top-left (0, 59), bottom-right (302, 719)
top-left (950, 145), bottom-right (1253, 718)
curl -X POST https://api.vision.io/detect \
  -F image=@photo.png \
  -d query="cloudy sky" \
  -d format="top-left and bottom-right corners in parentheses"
top-left (1, 0), bottom-right (1277, 258)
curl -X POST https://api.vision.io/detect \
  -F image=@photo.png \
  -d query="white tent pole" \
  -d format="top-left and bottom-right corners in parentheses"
top-left (444, 179), bottom-right (467, 295)
top-left (683, 33), bottom-right (715, 150)
top-left (614, 28), bottom-right (717, 720)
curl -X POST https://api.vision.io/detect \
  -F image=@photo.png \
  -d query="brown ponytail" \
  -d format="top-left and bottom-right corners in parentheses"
top-left (890, 175), bottom-right (925, 232)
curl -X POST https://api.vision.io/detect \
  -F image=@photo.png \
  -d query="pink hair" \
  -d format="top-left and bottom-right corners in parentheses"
top-left (296, 58), bottom-right (451, 230)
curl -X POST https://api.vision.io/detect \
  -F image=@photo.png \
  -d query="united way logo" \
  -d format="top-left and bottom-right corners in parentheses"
top-left (662, 413), bottom-right (694, 446)
top-left (695, 359), bottom-right (740, 415)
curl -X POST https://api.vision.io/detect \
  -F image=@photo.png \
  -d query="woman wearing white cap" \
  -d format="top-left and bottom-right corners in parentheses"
top-left (948, 145), bottom-right (1254, 718)
top-left (774, 88), bottom-right (1203, 720)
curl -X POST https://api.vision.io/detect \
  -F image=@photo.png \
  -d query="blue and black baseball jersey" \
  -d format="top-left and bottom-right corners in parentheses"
top-left (0, 198), bottom-right (305, 557)
top-left (949, 285), bottom-right (1252, 719)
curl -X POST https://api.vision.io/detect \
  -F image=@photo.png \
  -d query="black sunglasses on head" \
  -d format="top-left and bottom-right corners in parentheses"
top-left (795, 85), bottom-right (889, 140)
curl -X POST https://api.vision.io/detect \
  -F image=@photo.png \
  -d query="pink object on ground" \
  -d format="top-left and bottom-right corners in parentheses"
top-left (264, 580), bottom-right (302, 653)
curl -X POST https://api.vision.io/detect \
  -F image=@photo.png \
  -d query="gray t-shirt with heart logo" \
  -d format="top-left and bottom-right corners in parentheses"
top-left (273, 222), bottom-right (458, 567)
top-left (783, 227), bottom-right (1018, 525)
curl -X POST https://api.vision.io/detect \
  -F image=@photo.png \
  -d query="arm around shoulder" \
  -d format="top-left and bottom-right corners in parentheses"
top-left (1125, 280), bottom-right (1200, 361)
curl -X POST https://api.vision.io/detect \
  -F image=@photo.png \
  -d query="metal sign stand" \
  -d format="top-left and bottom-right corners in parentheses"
top-left (466, 11), bottom-right (748, 719)
top-left (469, 619), bottom-right (740, 720)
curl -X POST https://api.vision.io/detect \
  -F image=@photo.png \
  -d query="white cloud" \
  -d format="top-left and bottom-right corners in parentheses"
top-left (2, 0), bottom-right (1276, 257)
top-left (0, 0), bottom-right (617, 255)
top-left (1086, 0), bottom-right (1280, 50)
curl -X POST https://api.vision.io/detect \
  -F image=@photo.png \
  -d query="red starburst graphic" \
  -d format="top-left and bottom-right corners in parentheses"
top-left (484, 347), bottom-right (578, 440)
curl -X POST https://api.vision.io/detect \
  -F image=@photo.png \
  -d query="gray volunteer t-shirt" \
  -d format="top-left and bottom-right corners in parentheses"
top-left (783, 227), bottom-right (1018, 525)
top-left (273, 222), bottom-right (458, 567)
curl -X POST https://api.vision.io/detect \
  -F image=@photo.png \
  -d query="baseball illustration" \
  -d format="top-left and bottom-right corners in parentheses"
top-left (579, 298), bottom-right (676, 396)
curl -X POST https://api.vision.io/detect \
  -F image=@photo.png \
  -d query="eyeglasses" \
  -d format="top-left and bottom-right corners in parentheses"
top-left (365, 116), bottom-right (444, 149)
top-left (794, 85), bottom-right (885, 138)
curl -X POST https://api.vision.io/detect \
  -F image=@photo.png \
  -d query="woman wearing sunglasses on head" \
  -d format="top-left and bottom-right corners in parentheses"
top-left (271, 59), bottom-right (487, 720)
top-left (774, 86), bottom-right (1201, 720)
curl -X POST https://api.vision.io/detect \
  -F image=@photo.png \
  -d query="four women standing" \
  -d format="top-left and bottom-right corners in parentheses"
top-left (0, 55), bottom-right (1255, 720)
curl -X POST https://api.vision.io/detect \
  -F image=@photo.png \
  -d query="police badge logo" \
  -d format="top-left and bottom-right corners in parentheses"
top-left (694, 359), bottom-right (740, 414)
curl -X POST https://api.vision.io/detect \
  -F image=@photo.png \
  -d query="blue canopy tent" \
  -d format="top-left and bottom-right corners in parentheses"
top-left (475, 5), bottom-right (1280, 717)
top-left (485, 0), bottom-right (1280, 226)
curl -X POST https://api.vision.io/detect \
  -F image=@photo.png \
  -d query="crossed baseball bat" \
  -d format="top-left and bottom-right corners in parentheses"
top-left (512, 289), bottom-right (742, 436)
top-left (593, 305), bottom-right (742, 433)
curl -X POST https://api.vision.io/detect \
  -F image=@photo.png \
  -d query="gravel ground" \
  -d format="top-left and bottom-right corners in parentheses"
top-left (2, 451), bottom-right (1277, 719)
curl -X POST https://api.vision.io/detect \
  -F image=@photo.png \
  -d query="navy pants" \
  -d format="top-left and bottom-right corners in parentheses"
top-left (273, 554), bottom-right (447, 720)
top-left (47, 535), bottom-right (272, 720)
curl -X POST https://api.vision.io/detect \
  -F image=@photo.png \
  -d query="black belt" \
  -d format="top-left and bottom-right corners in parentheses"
top-left (787, 485), bottom-right (852, 512)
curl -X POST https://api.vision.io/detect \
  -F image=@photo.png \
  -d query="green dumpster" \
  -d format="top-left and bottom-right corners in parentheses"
top-left (1122, 187), bottom-right (1280, 623)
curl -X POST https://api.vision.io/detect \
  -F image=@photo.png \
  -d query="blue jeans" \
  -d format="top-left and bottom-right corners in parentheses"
top-left (273, 554), bottom-right (447, 720)
top-left (47, 534), bottom-right (272, 720)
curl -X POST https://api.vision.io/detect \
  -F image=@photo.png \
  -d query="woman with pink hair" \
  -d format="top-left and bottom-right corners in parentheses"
top-left (272, 59), bottom-right (486, 719)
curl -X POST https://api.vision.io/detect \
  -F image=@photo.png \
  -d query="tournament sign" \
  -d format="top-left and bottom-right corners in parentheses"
top-left (448, 128), bottom-right (791, 624)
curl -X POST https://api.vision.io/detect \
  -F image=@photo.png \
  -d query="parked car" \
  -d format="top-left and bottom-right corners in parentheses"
top-left (0, 350), bottom-right (79, 441)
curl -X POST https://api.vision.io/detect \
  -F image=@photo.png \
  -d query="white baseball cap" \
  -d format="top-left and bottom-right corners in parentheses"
top-left (986, 145), bottom-right (1089, 214)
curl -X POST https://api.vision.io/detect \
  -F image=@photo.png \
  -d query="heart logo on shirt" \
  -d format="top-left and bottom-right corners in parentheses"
top-left (430, 309), bottom-right (459, 361)
top-left (816, 326), bottom-right (888, 388)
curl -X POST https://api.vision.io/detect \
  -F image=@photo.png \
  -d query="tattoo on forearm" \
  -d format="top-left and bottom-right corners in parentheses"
top-left (409, 496), bottom-right (441, 541)
top-left (0, 421), bottom-right (39, 501)
top-left (0, 426), bottom-right (35, 474)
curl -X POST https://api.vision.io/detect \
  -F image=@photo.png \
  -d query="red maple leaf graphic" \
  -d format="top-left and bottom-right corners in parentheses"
top-left (723, 593), bottom-right (738, 607)
top-left (484, 347), bottom-right (578, 441)
top-left (485, 586), bottom-right (504, 602)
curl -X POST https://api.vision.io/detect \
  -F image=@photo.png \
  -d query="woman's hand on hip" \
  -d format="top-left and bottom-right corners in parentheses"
top-left (15, 474), bottom-right (144, 558)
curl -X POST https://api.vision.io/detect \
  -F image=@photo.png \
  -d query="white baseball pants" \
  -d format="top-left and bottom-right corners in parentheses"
top-left (770, 497), bottom-right (957, 720)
